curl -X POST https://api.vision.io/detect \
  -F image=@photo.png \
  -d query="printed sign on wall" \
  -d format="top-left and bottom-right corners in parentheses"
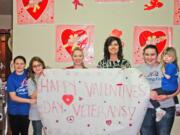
top-left (56, 25), bottom-right (95, 63)
top-left (37, 68), bottom-right (150, 135)
top-left (16, 0), bottom-right (54, 24)
top-left (174, 0), bottom-right (180, 25)
top-left (133, 26), bottom-right (172, 65)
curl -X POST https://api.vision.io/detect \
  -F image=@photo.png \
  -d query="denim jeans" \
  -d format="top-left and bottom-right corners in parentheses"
top-left (140, 107), bottom-right (175, 135)
top-left (32, 120), bottom-right (43, 135)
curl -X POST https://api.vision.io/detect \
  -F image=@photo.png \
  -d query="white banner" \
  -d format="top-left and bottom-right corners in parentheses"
top-left (37, 68), bottom-right (150, 135)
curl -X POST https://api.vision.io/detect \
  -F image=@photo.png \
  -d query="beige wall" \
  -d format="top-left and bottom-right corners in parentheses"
top-left (13, 0), bottom-right (180, 134)
top-left (0, 15), bottom-right (12, 29)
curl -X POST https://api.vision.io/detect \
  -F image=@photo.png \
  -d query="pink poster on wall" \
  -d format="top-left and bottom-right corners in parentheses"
top-left (133, 26), bottom-right (173, 65)
top-left (95, 0), bottom-right (133, 2)
top-left (174, 0), bottom-right (180, 25)
top-left (56, 25), bottom-right (95, 63)
top-left (16, 0), bottom-right (54, 24)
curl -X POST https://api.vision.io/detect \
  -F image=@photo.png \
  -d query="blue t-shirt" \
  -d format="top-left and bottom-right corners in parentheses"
top-left (162, 63), bottom-right (178, 92)
top-left (6, 70), bottom-right (30, 115)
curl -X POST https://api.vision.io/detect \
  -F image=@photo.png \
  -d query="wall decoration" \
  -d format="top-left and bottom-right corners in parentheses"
top-left (95, 0), bottom-right (133, 2)
top-left (56, 25), bottom-right (95, 63)
top-left (174, 0), bottom-right (180, 25)
top-left (133, 26), bottom-right (172, 65)
top-left (16, 0), bottom-right (54, 24)
top-left (72, 0), bottom-right (83, 10)
top-left (110, 29), bottom-right (125, 47)
top-left (144, 0), bottom-right (163, 11)
top-left (38, 68), bottom-right (150, 135)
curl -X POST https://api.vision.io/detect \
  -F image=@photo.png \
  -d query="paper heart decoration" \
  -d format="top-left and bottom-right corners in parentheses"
top-left (62, 94), bottom-right (74, 105)
top-left (22, 0), bottom-right (48, 20)
top-left (106, 120), bottom-right (112, 126)
top-left (139, 31), bottom-right (166, 54)
top-left (61, 29), bottom-right (88, 55)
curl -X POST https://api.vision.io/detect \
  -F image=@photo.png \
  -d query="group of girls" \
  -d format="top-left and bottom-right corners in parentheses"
top-left (6, 35), bottom-right (179, 135)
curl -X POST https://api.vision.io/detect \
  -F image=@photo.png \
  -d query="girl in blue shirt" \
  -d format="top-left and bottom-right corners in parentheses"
top-left (7, 56), bottom-right (36, 135)
top-left (150, 47), bottom-right (179, 121)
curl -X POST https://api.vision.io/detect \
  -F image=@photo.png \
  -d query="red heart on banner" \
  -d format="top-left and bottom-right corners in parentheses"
top-left (139, 31), bottom-right (166, 54)
top-left (61, 29), bottom-right (88, 55)
top-left (62, 94), bottom-right (74, 105)
top-left (22, 0), bottom-right (48, 20)
top-left (106, 120), bottom-right (112, 126)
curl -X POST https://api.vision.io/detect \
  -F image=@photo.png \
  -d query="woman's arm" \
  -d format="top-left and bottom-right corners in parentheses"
top-left (9, 92), bottom-right (36, 104)
top-left (30, 90), bottom-right (37, 99)
top-left (156, 84), bottom-right (180, 101)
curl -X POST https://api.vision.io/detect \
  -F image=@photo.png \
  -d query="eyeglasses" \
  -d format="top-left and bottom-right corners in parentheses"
top-left (32, 64), bottom-right (42, 68)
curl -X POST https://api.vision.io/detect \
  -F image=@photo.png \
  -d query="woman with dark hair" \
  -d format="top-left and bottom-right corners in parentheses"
top-left (139, 45), bottom-right (179, 135)
top-left (27, 56), bottom-right (46, 135)
top-left (97, 36), bottom-right (131, 68)
top-left (7, 55), bottom-right (36, 135)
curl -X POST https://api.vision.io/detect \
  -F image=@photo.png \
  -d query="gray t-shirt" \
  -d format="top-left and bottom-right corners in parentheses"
top-left (0, 79), bottom-right (2, 90)
top-left (28, 77), bottom-right (41, 120)
top-left (137, 63), bottom-right (175, 108)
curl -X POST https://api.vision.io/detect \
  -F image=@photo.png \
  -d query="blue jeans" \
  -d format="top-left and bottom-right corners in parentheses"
top-left (140, 107), bottom-right (175, 135)
top-left (32, 120), bottom-right (43, 135)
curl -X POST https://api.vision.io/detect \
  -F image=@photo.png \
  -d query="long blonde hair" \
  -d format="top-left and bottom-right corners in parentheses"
top-left (72, 47), bottom-right (86, 68)
top-left (161, 47), bottom-right (179, 71)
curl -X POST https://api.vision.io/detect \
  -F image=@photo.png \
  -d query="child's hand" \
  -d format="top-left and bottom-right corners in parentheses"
top-left (156, 95), bottom-right (168, 101)
top-left (150, 91), bottom-right (158, 100)
top-left (161, 67), bottom-right (165, 74)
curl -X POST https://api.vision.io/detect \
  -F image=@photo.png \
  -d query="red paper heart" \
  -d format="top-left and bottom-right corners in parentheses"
top-left (61, 29), bottom-right (88, 55)
top-left (22, 0), bottom-right (48, 20)
top-left (62, 94), bottom-right (74, 105)
top-left (139, 31), bottom-right (166, 54)
top-left (106, 120), bottom-right (112, 126)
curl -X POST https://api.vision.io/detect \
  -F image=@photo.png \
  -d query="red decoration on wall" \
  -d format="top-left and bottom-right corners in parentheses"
top-left (139, 31), bottom-right (166, 54)
top-left (72, 0), bottom-right (83, 10)
top-left (110, 29), bottom-right (125, 47)
top-left (110, 29), bottom-right (122, 38)
top-left (56, 25), bottom-right (95, 63)
top-left (61, 29), bottom-right (88, 55)
top-left (22, 0), bottom-right (48, 20)
top-left (144, 0), bottom-right (163, 11)
top-left (133, 26), bottom-right (173, 65)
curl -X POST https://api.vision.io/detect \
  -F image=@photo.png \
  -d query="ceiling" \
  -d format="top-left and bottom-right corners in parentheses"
top-left (0, 0), bottom-right (13, 15)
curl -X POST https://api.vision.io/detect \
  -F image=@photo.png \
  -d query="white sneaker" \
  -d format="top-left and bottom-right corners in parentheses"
top-left (156, 109), bottom-right (166, 122)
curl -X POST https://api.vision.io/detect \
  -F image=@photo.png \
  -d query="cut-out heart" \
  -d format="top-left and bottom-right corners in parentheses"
top-left (61, 29), bottom-right (88, 55)
top-left (106, 120), bottom-right (112, 126)
top-left (22, 0), bottom-right (48, 20)
top-left (62, 94), bottom-right (74, 105)
top-left (139, 31), bottom-right (166, 54)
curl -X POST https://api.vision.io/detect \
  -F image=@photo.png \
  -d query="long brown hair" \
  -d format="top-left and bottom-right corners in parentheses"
top-left (28, 56), bottom-right (46, 85)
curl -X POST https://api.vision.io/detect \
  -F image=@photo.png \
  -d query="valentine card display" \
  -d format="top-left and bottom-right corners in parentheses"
top-left (56, 25), bottom-right (95, 63)
top-left (133, 26), bottom-right (172, 65)
top-left (16, 0), bottom-right (54, 24)
top-left (37, 68), bottom-right (150, 135)
top-left (174, 0), bottom-right (180, 25)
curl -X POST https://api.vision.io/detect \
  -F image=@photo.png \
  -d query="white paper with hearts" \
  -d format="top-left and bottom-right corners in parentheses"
top-left (37, 68), bottom-right (150, 135)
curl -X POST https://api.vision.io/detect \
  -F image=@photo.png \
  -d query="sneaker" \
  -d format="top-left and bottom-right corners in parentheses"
top-left (176, 104), bottom-right (180, 116)
top-left (156, 109), bottom-right (166, 122)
